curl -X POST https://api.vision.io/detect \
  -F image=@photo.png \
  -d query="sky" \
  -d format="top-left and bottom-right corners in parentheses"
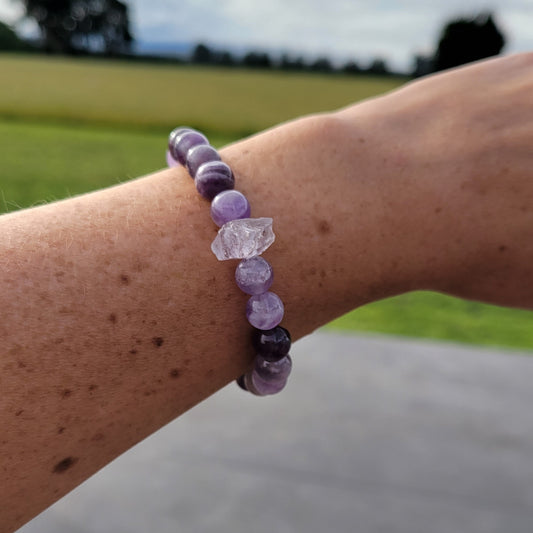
top-left (1, 0), bottom-right (532, 71)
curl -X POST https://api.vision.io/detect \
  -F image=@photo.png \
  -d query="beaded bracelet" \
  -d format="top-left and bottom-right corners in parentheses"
top-left (166, 127), bottom-right (292, 396)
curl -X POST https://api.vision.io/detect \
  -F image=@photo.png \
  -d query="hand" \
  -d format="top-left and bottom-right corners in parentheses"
top-left (339, 53), bottom-right (533, 308)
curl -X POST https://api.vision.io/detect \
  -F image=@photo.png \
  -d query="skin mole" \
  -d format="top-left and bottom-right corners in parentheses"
top-left (317, 219), bottom-right (331, 235)
top-left (108, 313), bottom-right (117, 324)
top-left (119, 273), bottom-right (130, 285)
top-left (152, 337), bottom-right (164, 347)
top-left (52, 456), bottom-right (78, 474)
top-left (61, 389), bottom-right (72, 398)
top-left (499, 245), bottom-right (508, 252)
top-left (169, 368), bottom-right (180, 379)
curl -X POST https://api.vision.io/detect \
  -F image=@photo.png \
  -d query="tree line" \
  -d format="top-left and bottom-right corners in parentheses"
top-left (0, 3), bottom-right (506, 77)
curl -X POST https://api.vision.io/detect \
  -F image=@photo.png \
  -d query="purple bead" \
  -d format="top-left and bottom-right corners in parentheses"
top-left (246, 291), bottom-right (284, 329)
top-left (254, 354), bottom-right (292, 383)
top-left (173, 130), bottom-right (208, 165)
top-left (168, 127), bottom-right (188, 153)
top-left (252, 326), bottom-right (291, 362)
top-left (251, 370), bottom-right (287, 395)
top-left (166, 149), bottom-right (179, 167)
top-left (235, 256), bottom-right (273, 295)
top-left (186, 144), bottom-right (221, 178)
top-left (195, 161), bottom-right (235, 200)
top-left (243, 372), bottom-right (262, 395)
top-left (211, 190), bottom-right (251, 227)
top-left (236, 375), bottom-right (248, 391)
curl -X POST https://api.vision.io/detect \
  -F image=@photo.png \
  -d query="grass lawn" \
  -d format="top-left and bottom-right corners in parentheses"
top-left (0, 119), bottom-right (234, 210)
top-left (328, 291), bottom-right (533, 351)
top-left (0, 53), bottom-right (404, 136)
top-left (1, 53), bottom-right (532, 351)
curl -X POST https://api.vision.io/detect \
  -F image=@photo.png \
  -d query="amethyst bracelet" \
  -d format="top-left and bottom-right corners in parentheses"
top-left (167, 127), bottom-right (292, 396)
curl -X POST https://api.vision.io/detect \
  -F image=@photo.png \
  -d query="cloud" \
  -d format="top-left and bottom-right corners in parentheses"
top-left (1, 0), bottom-right (530, 69)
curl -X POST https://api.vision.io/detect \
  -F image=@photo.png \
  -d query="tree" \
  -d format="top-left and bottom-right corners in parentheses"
top-left (191, 43), bottom-right (213, 64)
top-left (434, 12), bottom-right (505, 71)
top-left (242, 51), bottom-right (272, 69)
top-left (0, 21), bottom-right (32, 51)
top-left (367, 57), bottom-right (389, 75)
top-left (20, 0), bottom-right (133, 55)
top-left (342, 60), bottom-right (362, 75)
top-left (309, 57), bottom-right (333, 73)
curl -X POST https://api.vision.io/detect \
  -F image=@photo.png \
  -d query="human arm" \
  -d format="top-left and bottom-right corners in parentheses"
top-left (1, 52), bottom-right (533, 532)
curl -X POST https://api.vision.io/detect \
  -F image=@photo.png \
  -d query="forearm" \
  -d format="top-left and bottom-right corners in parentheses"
top-left (0, 111), bottom-right (411, 531)
top-left (2, 52), bottom-right (533, 531)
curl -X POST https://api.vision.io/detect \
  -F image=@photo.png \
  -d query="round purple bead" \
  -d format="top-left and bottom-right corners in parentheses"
top-left (168, 127), bottom-right (188, 153)
top-left (243, 372), bottom-right (262, 396)
top-left (252, 326), bottom-right (291, 362)
top-left (186, 144), bottom-right (221, 178)
top-left (246, 291), bottom-right (284, 329)
top-left (254, 354), bottom-right (292, 383)
top-left (211, 190), bottom-right (251, 227)
top-left (236, 375), bottom-right (248, 391)
top-left (235, 256), bottom-right (273, 295)
top-left (166, 149), bottom-right (179, 167)
top-left (195, 161), bottom-right (235, 200)
top-left (251, 370), bottom-right (287, 395)
top-left (172, 130), bottom-right (208, 165)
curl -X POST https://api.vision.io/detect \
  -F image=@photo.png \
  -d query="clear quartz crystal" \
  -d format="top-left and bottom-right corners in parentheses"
top-left (211, 217), bottom-right (275, 260)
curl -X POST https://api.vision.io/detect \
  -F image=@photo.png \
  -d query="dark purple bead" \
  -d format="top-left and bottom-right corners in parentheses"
top-left (211, 190), bottom-right (251, 227)
top-left (252, 326), bottom-right (291, 362)
top-left (254, 354), bottom-right (292, 383)
top-left (186, 144), bottom-right (221, 178)
top-left (235, 256), bottom-right (273, 295)
top-left (246, 291), bottom-right (284, 329)
top-left (236, 375), bottom-right (248, 391)
top-left (168, 127), bottom-right (189, 153)
top-left (195, 161), bottom-right (235, 200)
top-left (173, 130), bottom-right (208, 165)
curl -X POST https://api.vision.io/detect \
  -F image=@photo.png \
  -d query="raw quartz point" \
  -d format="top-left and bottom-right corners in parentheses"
top-left (211, 217), bottom-right (275, 261)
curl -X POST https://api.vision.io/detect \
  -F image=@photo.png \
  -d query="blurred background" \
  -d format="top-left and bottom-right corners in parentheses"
top-left (0, 0), bottom-right (532, 349)
top-left (2, 2), bottom-right (533, 533)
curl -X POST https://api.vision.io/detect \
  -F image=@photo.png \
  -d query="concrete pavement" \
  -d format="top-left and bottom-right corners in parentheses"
top-left (18, 331), bottom-right (533, 533)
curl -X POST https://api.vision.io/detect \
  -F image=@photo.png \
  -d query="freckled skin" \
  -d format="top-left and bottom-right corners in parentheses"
top-left (1, 54), bottom-right (533, 532)
top-left (152, 337), bottom-right (164, 347)
top-left (52, 457), bottom-right (78, 474)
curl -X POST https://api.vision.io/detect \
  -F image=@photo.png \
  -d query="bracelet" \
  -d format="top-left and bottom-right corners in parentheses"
top-left (166, 128), bottom-right (292, 396)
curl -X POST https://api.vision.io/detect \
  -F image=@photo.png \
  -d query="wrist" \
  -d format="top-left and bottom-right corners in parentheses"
top-left (220, 110), bottom-right (422, 334)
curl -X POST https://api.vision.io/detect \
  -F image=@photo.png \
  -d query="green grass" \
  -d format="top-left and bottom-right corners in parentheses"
top-left (1, 53), bottom-right (532, 351)
top-left (0, 53), bottom-right (404, 135)
top-left (328, 291), bottom-right (533, 351)
top-left (0, 118), bottom-right (235, 210)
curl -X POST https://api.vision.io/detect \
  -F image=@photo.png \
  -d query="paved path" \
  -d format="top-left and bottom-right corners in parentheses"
top-left (18, 332), bottom-right (533, 533)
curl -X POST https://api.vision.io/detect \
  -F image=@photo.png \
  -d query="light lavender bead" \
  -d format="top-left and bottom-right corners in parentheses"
top-left (173, 130), bottom-right (208, 165)
top-left (166, 149), bottom-right (179, 167)
top-left (243, 372), bottom-right (262, 396)
top-left (254, 354), bottom-right (292, 383)
top-left (246, 291), bottom-right (284, 329)
top-left (186, 144), bottom-right (221, 178)
top-left (211, 190), bottom-right (251, 227)
top-left (251, 370), bottom-right (287, 395)
top-left (195, 161), bottom-right (235, 200)
top-left (235, 256), bottom-right (273, 295)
